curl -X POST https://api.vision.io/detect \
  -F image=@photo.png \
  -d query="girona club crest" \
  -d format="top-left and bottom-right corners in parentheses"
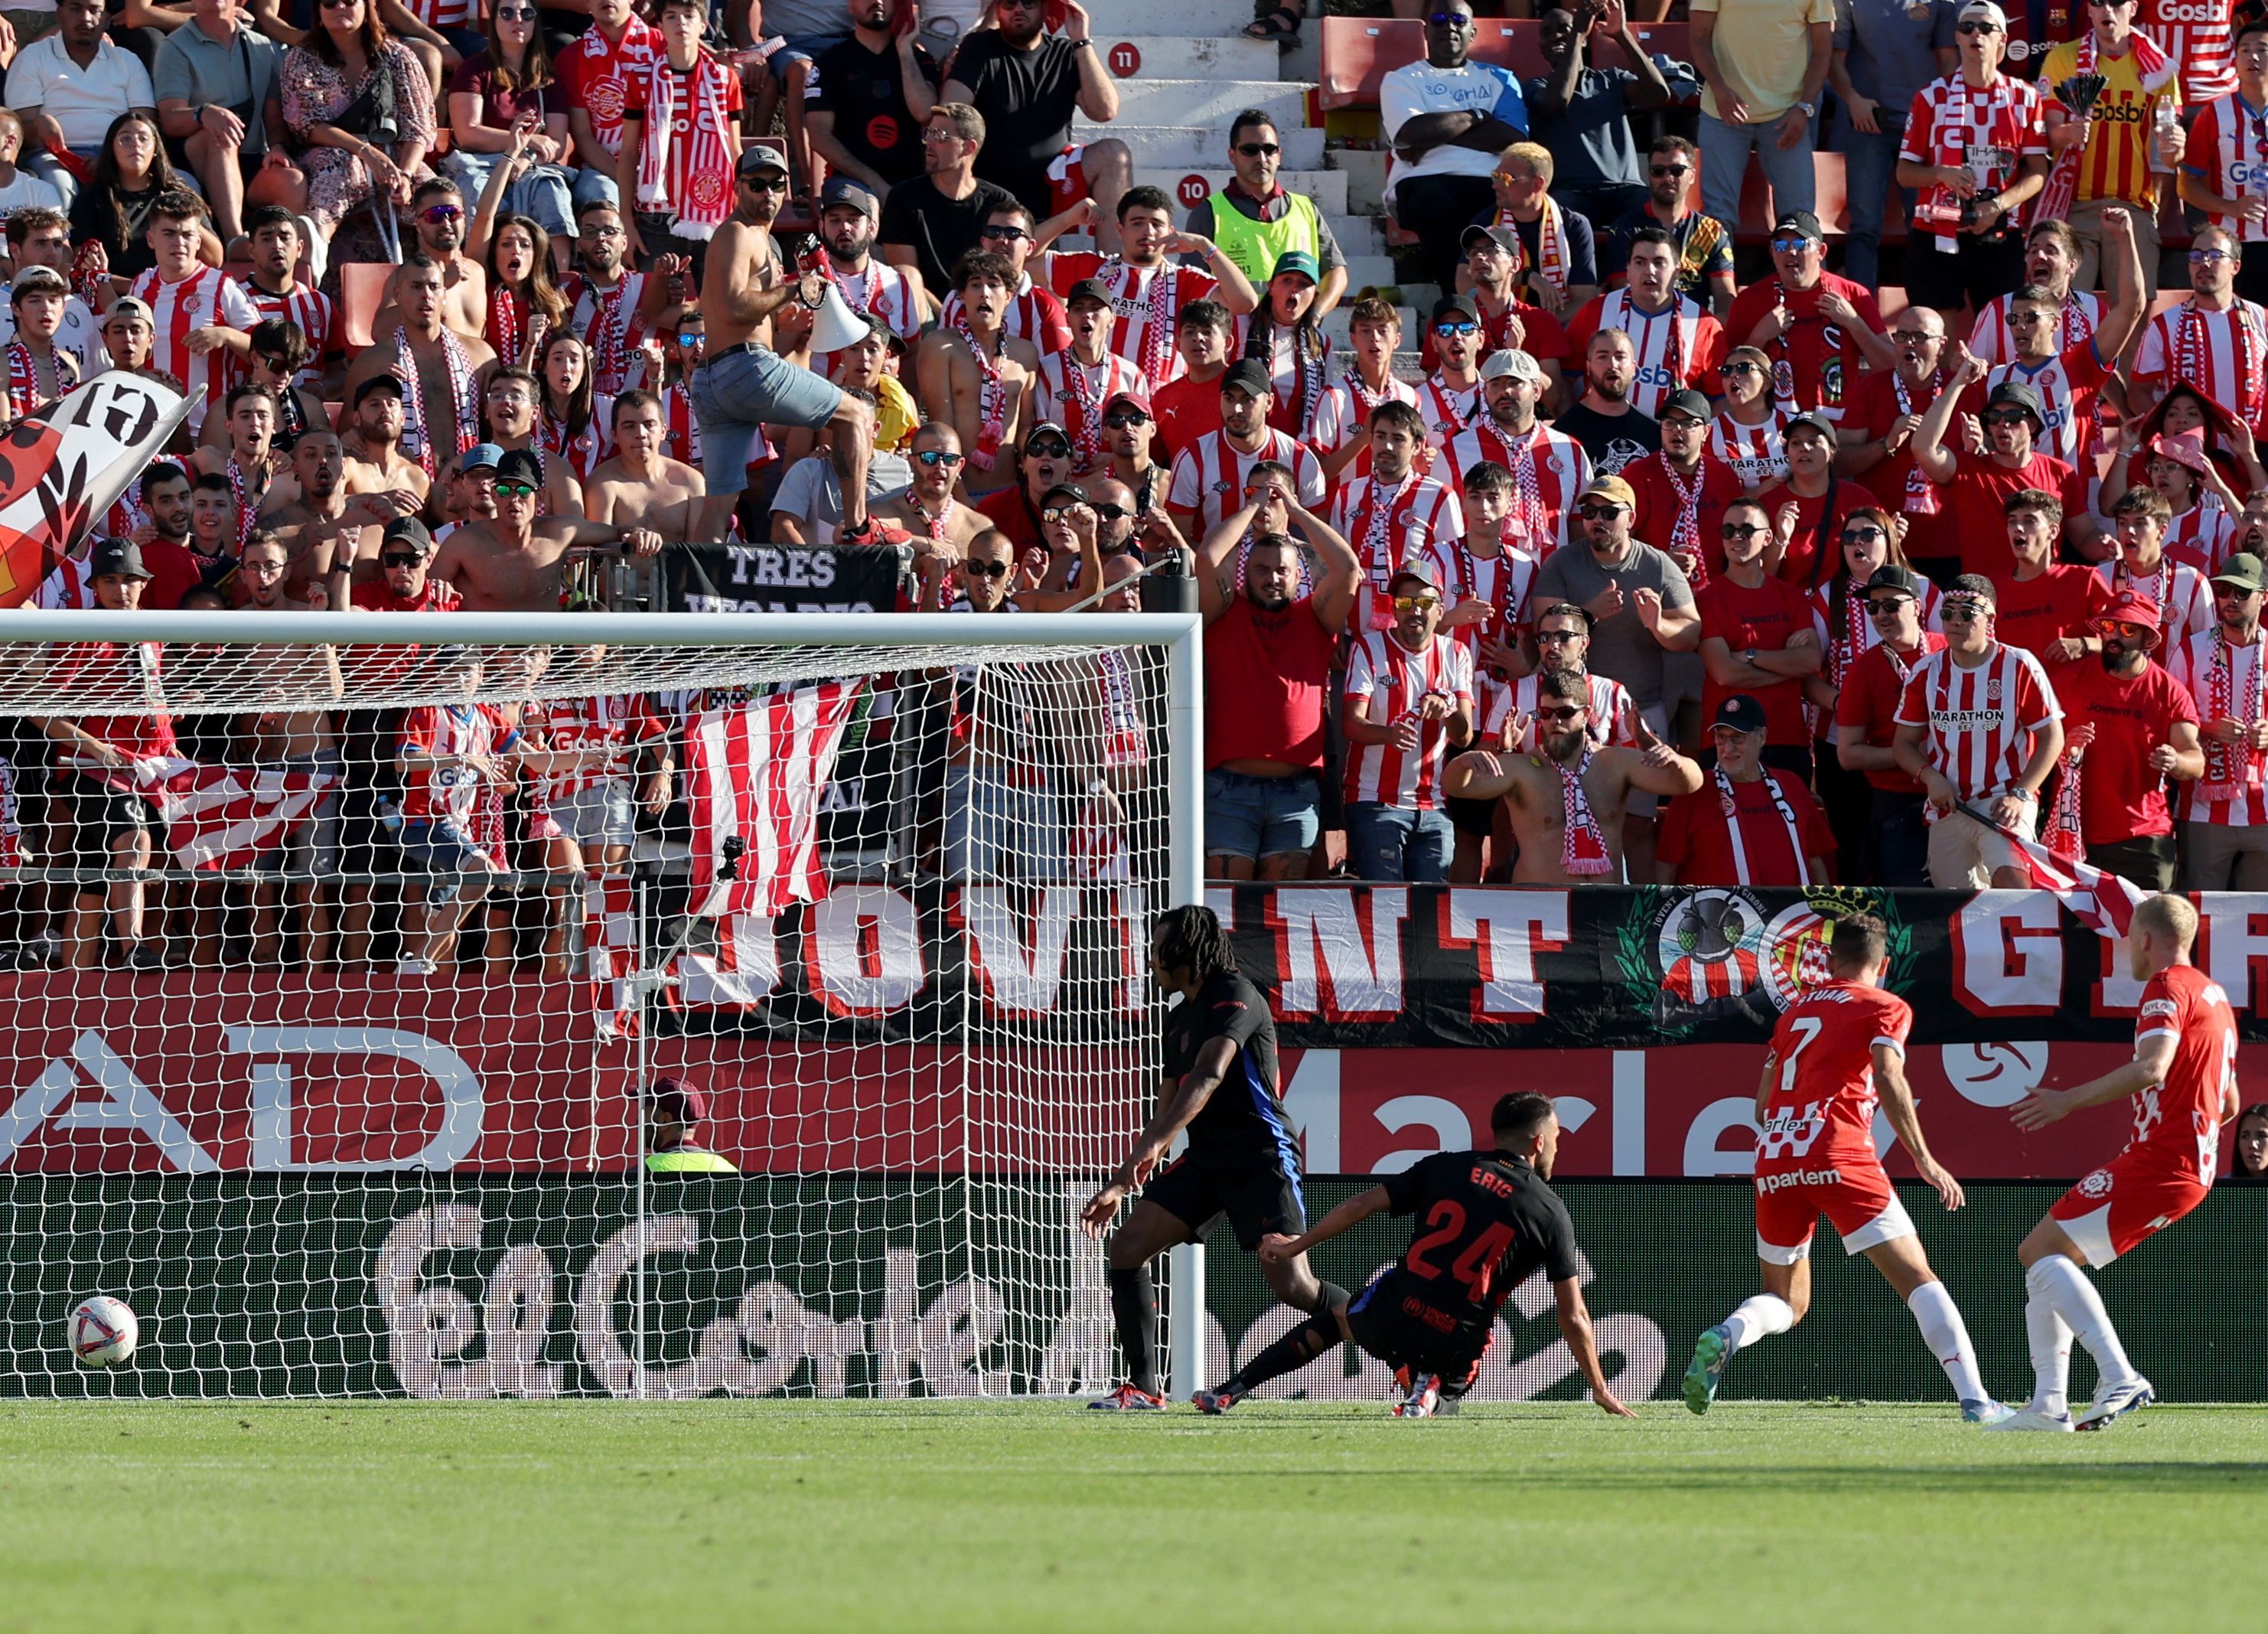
top-left (1615, 888), bottom-right (1911, 1036)
top-left (2077, 1167), bottom-right (2116, 1200)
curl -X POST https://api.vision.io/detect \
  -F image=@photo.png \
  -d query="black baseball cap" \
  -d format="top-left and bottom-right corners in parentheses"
top-left (819, 176), bottom-right (880, 220)
top-left (353, 373), bottom-right (406, 406)
top-left (1023, 421), bottom-right (1071, 453)
top-left (1220, 358), bottom-right (1272, 398)
top-left (1039, 482), bottom-right (1089, 509)
top-left (1431, 294), bottom-right (1481, 324)
top-left (1661, 388), bottom-right (1712, 423)
top-left (495, 448), bottom-right (545, 488)
top-left (381, 516), bottom-right (432, 556)
top-left (86, 537), bottom-right (152, 580)
top-left (1065, 278), bottom-right (1113, 309)
top-left (1712, 695), bottom-right (1769, 735)
top-left (1864, 563), bottom-right (1925, 601)
top-left (1772, 210), bottom-right (1824, 243)
top-left (1784, 412), bottom-right (1838, 448)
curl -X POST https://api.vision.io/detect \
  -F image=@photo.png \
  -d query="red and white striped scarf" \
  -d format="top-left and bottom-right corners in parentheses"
top-left (1557, 749), bottom-right (1614, 876)
top-left (2177, 298), bottom-right (2267, 422)
top-left (953, 311), bottom-right (1008, 470)
top-left (2, 340), bottom-right (70, 419)
top-left (396, 325), bottom-right (479, 478)
top-left (1891, 367), bottom-right (1944, 515)
top-left (635, 54), bottom-right (736, 239)
top-left (1496, 199), bottom-right (1572, 303)
top-left (2046, 740), bottom-right (2087, 862)
top-left (2202, 630), bottom-right (2267, 801)
top-left (1718, 766), bottom-right (1810, 886)
top-left (1660, 455), bottom-right (1706, 589)
top-left (225, 455), bottom-right (265, 549)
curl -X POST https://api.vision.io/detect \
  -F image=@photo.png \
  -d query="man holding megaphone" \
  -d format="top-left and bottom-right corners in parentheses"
top-left (692, 147), bottom-right (882, 544)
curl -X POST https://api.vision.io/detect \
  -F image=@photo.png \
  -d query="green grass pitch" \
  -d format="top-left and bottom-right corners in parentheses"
top-left (3, 1400), bottom-right (2264, 1631)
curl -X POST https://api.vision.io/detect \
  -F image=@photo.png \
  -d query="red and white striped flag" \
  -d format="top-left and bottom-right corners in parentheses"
top-left (72, 758), bottom-right (336, 872)
top-left (684, 682), bottom-right (864, 918)
top-left (1964, 806), bottom-right (2151, 939)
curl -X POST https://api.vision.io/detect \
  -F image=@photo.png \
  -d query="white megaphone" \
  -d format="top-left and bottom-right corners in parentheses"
top-left (807, 283), bottom-right (870, 355)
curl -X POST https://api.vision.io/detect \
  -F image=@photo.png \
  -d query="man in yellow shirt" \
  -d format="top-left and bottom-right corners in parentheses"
top-left (644, 1076), bottom-right (739, 1174)
top-left (1690, 0), bottom-right (1836, 236)
top-left (2040, 0), bottom-right (2185, 298)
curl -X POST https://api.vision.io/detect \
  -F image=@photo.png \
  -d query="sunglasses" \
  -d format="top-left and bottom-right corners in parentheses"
top-left (1393, 594), bottom-right (1440, 612)
top-left (979, 224), bottom-right (1031, 241)
top-left (1535, 705), bottom-right (1585, 723)
top-left (1426, 10), bottom-right (1471, 24)
top-left (1957, 19), bottom-right (2001, 32)
top-left (1983, 408), bottom-right (2033, 426)
top-left (965, 559), bottom-right (1011, 578)
top-left (494, 480), bottom-right (537, 498)
top-left (676, 331), bottom-right (702, 346)
top-left (582, 222), bottom-right (627, 237)
top-left (1723, 522), bottom-right (1772, 540)
top-left (1650, 164), bottom-right (1691, 178)
top-left (1769, 235), bottom-right (1817, 254)
top-left (1579, 502), bottom-right (1626, 520)
top-left (318, 0), bottom-right (356, 8)
top-left (1866, 596), bottom-right (1914, 615)
top-left (380, 553), bottom-right (421, 568)
top-left (421, 204), bottom-right (464, 223)
top-left (496, 3), bottom-right (536, 15)
top-left (1536, 629), bottom-right (1582, 644)
top-left (1092, 504), bottom-right (1131, 522)
top-left (2008, 310), bottom-right (2055, 325)
top-left (2100, 621), bottom-right (2152, 639)
top-left (1041, 504), bottom-right (1085, 522)
top-left (914, 449), bottom-right (966, 468)
top-left (1025, 439), bottom-right (1071, 458)
top-left (1721, 360), bottom-right (1761, 376)
top-left (1102, 409), bottom-right (1149, 429)
top-left (1434, 320), bottom-right (1479, 338)
top-left (1941, 602), bottom-right (1989, 621)
top-left (2217, 584), bottom-right (2261, 598)
top-left (254, 354), bottom-right (291, 371)
top-left (1842, 526), bottom-right (1886, 545)
top-left (744, 176), bottom-right (787, 193)
top-left (1236, 142), bottom-right (1282, 158)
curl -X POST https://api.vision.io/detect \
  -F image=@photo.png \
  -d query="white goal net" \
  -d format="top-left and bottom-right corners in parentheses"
top-left (0, 610), bottom-right (1201, 1399)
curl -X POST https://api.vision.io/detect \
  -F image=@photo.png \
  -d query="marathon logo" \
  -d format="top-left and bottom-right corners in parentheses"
top-left (1756, 1167), bottom-right (1842, 1194)
top-left (1933, 709), bottom-right (2008, 729)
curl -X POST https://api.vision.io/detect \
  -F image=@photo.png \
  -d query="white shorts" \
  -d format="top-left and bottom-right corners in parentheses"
top-left (1927, 801), bottom-right (2037, 889)
top-left (552, 782), bottom-right (637, 850)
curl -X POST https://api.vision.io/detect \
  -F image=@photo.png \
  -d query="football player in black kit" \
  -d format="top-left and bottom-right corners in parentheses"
top-left (1078, 904), bottom-right (1344, 1411)
top-left (1192, 1091), bottom-right (1637, 1419)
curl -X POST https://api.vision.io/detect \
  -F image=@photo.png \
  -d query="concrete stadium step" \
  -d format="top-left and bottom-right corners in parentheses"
top-left (1332, 148), bottom-right (1390, 214)
top-left (1327, 213), bottom-right (1387, 254)
top-left (1104, 77), bottom-right (1311, 132)
top-left (1076, 123), bottom-right (1327, 169)
top-left (1340, 253), bottom-right (1400, 290)
top-left (1112, 0), bottom-right (1274, 33)
top-left (1087, 34), bottom-right (1284, 80)
top-left (1136, 168), bottom-right (1349, 215)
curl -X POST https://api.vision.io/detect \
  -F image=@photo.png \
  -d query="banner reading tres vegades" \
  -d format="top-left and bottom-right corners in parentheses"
top-left (5, 885), bottom-right (2267, 1180)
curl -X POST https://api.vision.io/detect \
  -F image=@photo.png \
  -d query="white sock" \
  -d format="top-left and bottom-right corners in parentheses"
top-left (1905, 1280), bottom-right (1989, 1405)
top-left (1721, 1293), bottom-right (1796, 1352)
top-left (2024, 1292), bottom-right (2073, 1416)
top-left (2028, 1255), bottom-right (2138, 1394)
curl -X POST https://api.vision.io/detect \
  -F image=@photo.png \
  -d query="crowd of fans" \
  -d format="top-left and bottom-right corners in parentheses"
top-left (6, 0), bottom-right (2268, 975)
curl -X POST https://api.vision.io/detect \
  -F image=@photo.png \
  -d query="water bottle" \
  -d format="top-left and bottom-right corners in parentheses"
top-left (2152, 100), bottom-right (2178, 175)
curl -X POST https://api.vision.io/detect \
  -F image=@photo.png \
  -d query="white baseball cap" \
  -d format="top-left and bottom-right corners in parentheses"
top-left (1958, 2), bottom-right (2009, 28)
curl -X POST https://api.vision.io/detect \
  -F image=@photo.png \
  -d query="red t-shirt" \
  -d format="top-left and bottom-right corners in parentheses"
top-left (1989, 563), bottom-right (2114, 666)
top-left (2055, 659), bottom-right (2201, 840)
top-left (1658, 768), bottom-right (1837, 885)
top-left (1206, 593), bottom-right (1338, 770)
top-left (1150, 371), bottom-right (1224, 465)
top-left (1696, 574), bottom-right (1817, 745)
top-left (1833, 634), bottom-right (1947, 793)
top-left (137, 536), bottom-right (223, 612)
top-left (1722, 272), bottom-right (1883, 421)
top-left (1843, 367), bottom-right (1957, 563)
top-left (1624, 451), bottom-right (1745, 580)
top-left (559, 17), bottom-right (663, 161)
top-left (976, 485), bottom-right (1045, 555)
top-left (1937, 448), bottom-right (2087, 579)
top-left (1753, 478), bottom-right (1883, 590)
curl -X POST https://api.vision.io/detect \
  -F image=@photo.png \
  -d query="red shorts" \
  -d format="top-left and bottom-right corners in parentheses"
top-left (2048, 1147), bottom-right (2211, 1267)
top-left (1047, 146), bottom-right (1087, 218)
top-left (1753, 1159), bottom-right (1917, 1265)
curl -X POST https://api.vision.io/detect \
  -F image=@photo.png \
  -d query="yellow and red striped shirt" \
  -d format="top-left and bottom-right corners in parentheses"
top-left (2042, 34), bottom-right (2185, 210)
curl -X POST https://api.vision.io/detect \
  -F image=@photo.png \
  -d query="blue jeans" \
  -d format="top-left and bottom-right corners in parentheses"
top-left (572, 167), bottom-right (620, 211)
top-left (689, 343), bottom-right (845, 492)
top-left (1699, 110), bottom-right (1816, 237)
top-left (943, 763), bottom-right (1062, 882)
top-left (1203, 767), bottom-right (1321, 863)
top-left (1345, 802), bottom-right (1454, 883)
top-left (1839, 109), bottom-right (1911, 292)
top-left (443, 152), bottom-right (578, 241)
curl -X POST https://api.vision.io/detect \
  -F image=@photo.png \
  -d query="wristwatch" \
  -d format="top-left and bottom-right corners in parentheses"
top-left (1795, 100), bottom-right (1817, 118)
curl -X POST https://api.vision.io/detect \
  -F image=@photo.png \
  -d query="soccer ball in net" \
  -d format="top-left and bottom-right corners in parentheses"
top-left (68, 1297), bottom-right (140, 1368)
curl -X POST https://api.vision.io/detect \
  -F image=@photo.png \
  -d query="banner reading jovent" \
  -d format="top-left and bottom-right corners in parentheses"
top-left (2, 1176), bottom-right (2259, 1401)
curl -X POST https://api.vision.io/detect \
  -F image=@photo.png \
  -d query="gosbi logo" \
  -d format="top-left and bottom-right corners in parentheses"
top-left (2154, 2), bottom-right (2222, 19)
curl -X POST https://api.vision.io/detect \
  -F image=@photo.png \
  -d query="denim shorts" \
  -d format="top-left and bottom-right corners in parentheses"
top-left (690, 345), bottom-right (845, 493)
top-left (552, 781), bottom-right (636, 850)
top-left (396, 819), bottom-right (489, 903)
top-left (1204, 768), bottom-right (1321, 861)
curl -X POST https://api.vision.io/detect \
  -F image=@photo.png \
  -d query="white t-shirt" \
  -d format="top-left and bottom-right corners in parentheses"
top-left (5, 35), bottom-right (157, 152)
top-left (0, 285), bottom-right (101, 375)
top-left (769, 452), bottom-right (914, 543)
top-left (1380, 59), bottom-right (1527, 201)
top-left (0, 169), bottom-right (64, 223)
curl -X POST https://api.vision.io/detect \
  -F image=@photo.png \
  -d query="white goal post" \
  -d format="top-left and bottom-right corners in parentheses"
top-left (0, 608), bottom-right (1208, 1400)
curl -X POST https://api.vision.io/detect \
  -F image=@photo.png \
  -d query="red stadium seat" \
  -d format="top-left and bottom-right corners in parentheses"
top-left (337, 262), bottom-right (394, 351)
top-left (1319, 17), bottom-right (1689, 110)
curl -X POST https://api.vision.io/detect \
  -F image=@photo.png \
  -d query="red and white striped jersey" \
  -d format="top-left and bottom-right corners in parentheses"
top-left (1049, 253), bottom-right (1218, 386)
top-left (538, 406), bottom-right (612, 485)
top-left (1565, 290), bottom-right (1726, 417)
top-left (1970, 289), bottom-right (2101, 365)
top-left (653, 380), bottom-right (709, 470)
top-left (1986, 339), bottom-right (2112, 464)
top-left (396, 703), bottom-right (520, 827)
top-left (1426, 537), bottom-right (1540, 654)
top-left (2183, 90), bottom-right (2268, 246)
top-left (523, 692), bottom-right (663, 804)
top-left (1899, 73), bottom-right (2051, 240)
top-left (1166, 427), bottom-right (1328, 533)
top-left (1308, 370), bottom-right (1419, 483)
top-left (1710, 409), bottom-right (1790, 489)
top-left (1478, 667), bottom-right (1638, 751)
top-left (1894, 642), bottom-right (2061, 802)
top-left (131, 265), bottom-right (259, 433)
top-left (2138, 0), bottom-right (2235, 103)
top-left (34, 554), bottom-right (94, 609)
top-left (1330, 472), bottom-right (1465, 626)
top-left (1343, 630), bottom-right (1475, 808)
top-left (243, 278), bottom-right (337, 387)
top-left (1414, 372), bottom-right (1484, 447)
top-left (2133, 296), bottom-right (2268, 425)
top-left (2165, 493), bottom-right (2238, 576)
top-left (1439, 419), bottom-right (1592, 556)
top-left (400, 0), bottom-right (477, 27)
top-left (940, 272), bottom-right (1070, 352)
top-left (2099, 555), bottom-right (2214, 647)
top-left (564, 271), bottom-right (650, 396)
top-left (814, 256), bottom-right (924, 377)
top-left (1810, 579), bottom-right (1945, 690)
top-left (1035, 349), bottom-right (1149, 472)
top-left (2169, 625), bottom-right (2268, 826)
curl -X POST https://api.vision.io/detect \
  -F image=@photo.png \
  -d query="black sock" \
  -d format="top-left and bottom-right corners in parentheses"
top-left (1226, 1312), bottom-right (1341, 1394)
top-left (1106, 1265), bottom-right (1159, 1395)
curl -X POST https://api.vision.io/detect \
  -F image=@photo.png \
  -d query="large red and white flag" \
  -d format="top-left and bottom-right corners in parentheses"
top-left (685, 681), bottom-right (864, 918)
top-left (71, 758), bottom-right (337, 872)
top-left (0, 373), bottom-right (191, 608)
top-left (1966, 806), bottom-right (2151, 938)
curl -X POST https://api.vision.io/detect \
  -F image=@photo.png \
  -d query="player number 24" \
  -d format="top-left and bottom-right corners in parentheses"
top-left (1406, 1202), bottom-right (1516, 1300)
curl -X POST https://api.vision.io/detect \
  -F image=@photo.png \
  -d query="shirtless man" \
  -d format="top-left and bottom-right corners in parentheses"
top-left (342, 255), bottom-right (498, 481)
top-left (235, 527), bottom-right (326, 612)
top-left (338, 377), bottom-right (435, 506)
top-left (585, 389), bottom-right (706, 541)
top-left (1444, 667), bottom-right (1701, 882)
top-left (878, 422), bottom-right (990, 588)
top-left (481, 366), bottom-right (587, 517)
top-left (370, 178), bottom-right (488, 343)
top-left (264, 430), bottom-right (421, 603)
top-left (915, 250), bottom-right (1039, 497)
top-left (428, 448), bottom-right (663, 611)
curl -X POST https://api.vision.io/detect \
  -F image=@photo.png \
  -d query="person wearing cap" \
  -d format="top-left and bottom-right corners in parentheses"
top-left (1657, 695), bottom-right (1835, 886)
top-left (2167, 552), bottom-right (2268, 885)
top-left (1690, 0), bottom-right (1833, 235)
top-left (1147, 300), bottom-right (1236, 467)
top-left (974, 423), bottom-right (1077, 553)
top-left (1722, 211), bottom-right (1893, 425)
top-left (1554, 326), bottom-right (1661, 480)
top-left (875, 102), bottom-right (1022, 302)
top-left (1892, 572), bottom-right (2066, 889)
top-left (1604, 135), bottom-right (1735, 318)
top-left (2101, 486), bottom-right (2213, 649)
top-left (1993, 486), bottom-right (2116, 666)
top-left (0, 265), bottom-right (80, 422)
top-left (1526, 4), bottom-right (1673, 232)
top-left (643, 1078), bottom-right (738, 1174)
top-left (803, 0), bottom-right (943, 197)
top-left (1754, 413), bottom-right (1882, 588)
top-left (1473, 141), bottom-right (1596, 320)
top-left (1696, 494), bottom-right (1826, 780)
top-left (1035, 274), bottom-right (1149, 477)
top-left (1247, 249), bottom-right (1330, 439)
top-left (1187, 110), bottom-right (1347, 316)
top-left (2037, 0), bottom-right (2184, 302)
top-left (29, 537), bottom-right (178, 973)
top-left (1442, 347), bottom-right (1590, 555)
top-left (1328, 398), bottom-right (1464, 633)
top-left (1165, 357), bottom-right (1325, 538)
top-left (329, 514), bottom-right (467, 614)
top-left (427, 445), bottom-right (666, 610)
top-left (1415, 294), bottom-right (1489, 445)
top-left (1626, 387), bottom-right (1744, 585)
top-left (94, 293), bottom-right (160, 391)
top-left (1826, 1), bottom-right (1960, 292)
top-left (1833, 562), bottom-right (1951, 885)
top-left (813, 174), bottom-right (928, 366)
top-left (2051, 591), bottom-right (2204, 891)
top-left (1041, 185), bottom-right (1259, 384)
top-left (1894, 3), bottom-right (2051, 313)
top-left (1837, 306), bottom-right (1961, 576)
top-left (1379, 1), bottom-right (1532, 295)
top-left (1341, 559), bottom-right (1476, 883)
top-left (1566, 225), bottom-right (1728, 422)
top-left (1911, 351), bottom-right (2088, 579)
top-left (337, 374), bottom-right (435, 508)
top-left (1453, 223), bottom-right (1573, 400)
top-left (1981, 220), bottom-right (2146, 468)
top-left (2130, 222), bottom-right (2268, 427)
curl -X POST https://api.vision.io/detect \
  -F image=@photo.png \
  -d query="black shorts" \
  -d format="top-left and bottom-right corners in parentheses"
top-left (1344, 1273), bottom-right (1488, 1398)
top-left (1142, 1155), bottom-right (1306, 1251)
